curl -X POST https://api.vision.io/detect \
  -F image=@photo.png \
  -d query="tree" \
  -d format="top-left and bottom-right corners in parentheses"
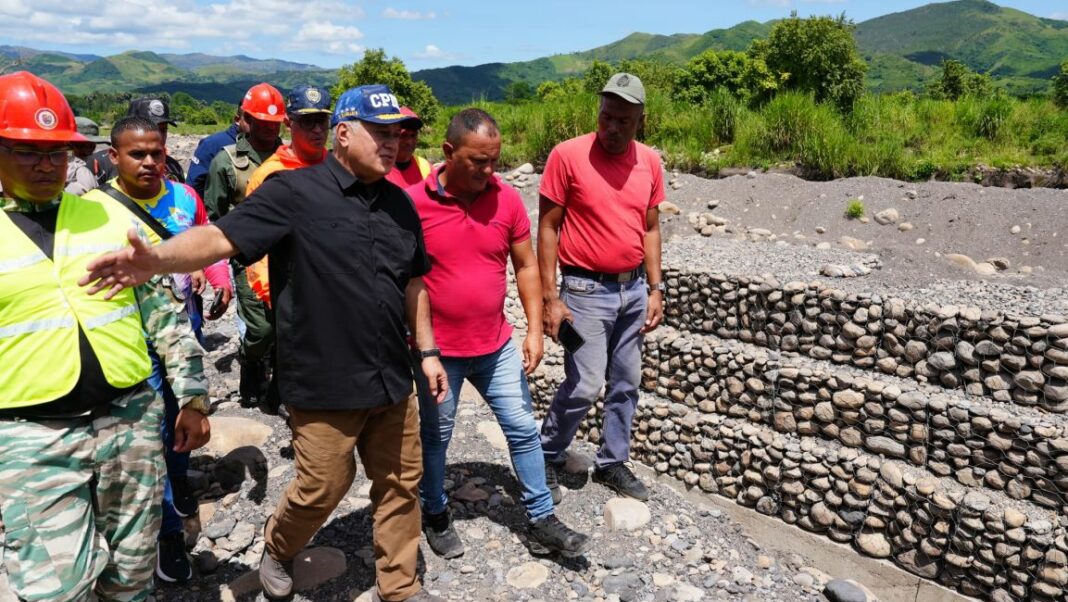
top-left (333, 48), bottom-right (440, 124)
top-left (748, 13), bottom-right (867, 109)
top-left (503, 81), bottom-right (535, 104)
top-left (617, 58), bottom-right (678, 93)
top-left (927, 59), bottom-right (994, 100)
top-left (537, 78), bottom-right (582, 101)
top-left (673, 50), bottom-right (779, 104)
top-left (582, 60), bottom-right (614, 93)
top-left (1052, 60), bottom-right (1068, 108)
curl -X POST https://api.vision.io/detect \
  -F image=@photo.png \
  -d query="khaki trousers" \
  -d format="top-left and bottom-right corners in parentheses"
top-left (265, 395), bottom-right (423, 601)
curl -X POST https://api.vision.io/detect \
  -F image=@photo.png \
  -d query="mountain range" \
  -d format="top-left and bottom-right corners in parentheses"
top-left (1, 0), bottom-right (1064, 105)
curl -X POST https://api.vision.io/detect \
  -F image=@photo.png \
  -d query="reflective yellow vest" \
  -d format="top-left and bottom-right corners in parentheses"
top-left (414, 156), bottom-right (431, 179)
top-left (0, 192), bottom-right (151, 409)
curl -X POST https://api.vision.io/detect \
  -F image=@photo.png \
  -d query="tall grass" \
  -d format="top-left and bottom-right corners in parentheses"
top-left (432, 90), bottom-right (1068, 181)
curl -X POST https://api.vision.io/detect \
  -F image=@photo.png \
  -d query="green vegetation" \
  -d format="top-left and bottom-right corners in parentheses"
top-left (845, 199), bottom-right (866, 219)
top-left (431, 89), bottom-right (1068, 180)
top-left (334, 49), bottom-right (440, 124)
top-left (749, 13), bottom-right (868, 108)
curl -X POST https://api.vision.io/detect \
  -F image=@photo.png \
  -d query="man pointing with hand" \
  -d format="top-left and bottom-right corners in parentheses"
top-left (82, 84), bottom-right (448, 602)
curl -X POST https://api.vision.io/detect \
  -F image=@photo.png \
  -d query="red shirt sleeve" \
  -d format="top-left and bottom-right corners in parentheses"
top-left (648, 151), bottom-right (666, 209)
top-left (509, 189), bottom-right (531, 244)
top-left (538, 146), bottom-right (569, 206)
top-left (193, 191), bottom-right (211, 225)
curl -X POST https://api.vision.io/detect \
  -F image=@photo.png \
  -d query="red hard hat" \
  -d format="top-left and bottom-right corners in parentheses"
top-left (0, 71), bottom-right (87, 143)
top-left (241, 83), bottom-right (285, 122)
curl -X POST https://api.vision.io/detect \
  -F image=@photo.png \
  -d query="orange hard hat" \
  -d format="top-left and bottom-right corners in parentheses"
top-left (0, 71), bottom-right (87, 143)
top-left (241, 83), bottom-right (285, 122)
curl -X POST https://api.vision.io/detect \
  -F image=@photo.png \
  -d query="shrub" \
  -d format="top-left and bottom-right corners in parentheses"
top-left (1052, 60), bottom-right (1068, 108)
top-left (845, 199), bottom-right (865, 219)
top-left (748, 13), bottom-right (867, 109)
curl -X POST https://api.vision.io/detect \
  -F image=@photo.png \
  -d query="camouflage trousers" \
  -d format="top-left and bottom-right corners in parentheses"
top-left (0, 385), bottom-right (165, 602)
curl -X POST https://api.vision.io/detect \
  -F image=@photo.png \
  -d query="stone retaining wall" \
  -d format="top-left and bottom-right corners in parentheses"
top-left (529, 375), bottom-right (1067, 602)
top-left (662, 270), bottom-right (1068, 412)
top-left (521, 261), bottom-right (1068, 600)
top-left (638, 328), bottom-right (1068, 512)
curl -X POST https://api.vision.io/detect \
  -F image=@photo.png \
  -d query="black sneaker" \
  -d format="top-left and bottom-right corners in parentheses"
top-left (527, 514), bottom-right (591, 558)
top-left (239, 361), bottom-right (266, 407)
top-left (592, 463), bottom-right (649, 501)
top-left (156, 531), bottom-right (193, 583)
top-left (423, 510), bottom-right (464, 559)
top-left (171, 475), bottom-right (199, 518)
top-left (544, 458), bottom-right (562, 505)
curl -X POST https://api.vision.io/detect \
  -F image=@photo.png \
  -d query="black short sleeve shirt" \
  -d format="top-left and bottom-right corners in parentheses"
top-left (216, 155), bottom-right (431, 410)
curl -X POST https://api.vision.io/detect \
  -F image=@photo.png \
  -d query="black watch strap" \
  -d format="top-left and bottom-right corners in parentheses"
top-left (419, 348), bottom-right (442, 359)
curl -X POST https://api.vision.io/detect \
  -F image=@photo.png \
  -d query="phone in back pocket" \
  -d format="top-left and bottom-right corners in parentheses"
top-left (558, 319), bottom-right (585, 354)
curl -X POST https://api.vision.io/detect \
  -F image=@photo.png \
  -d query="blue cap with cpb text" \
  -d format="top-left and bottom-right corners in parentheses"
top-left (331, 84), bottom-right (408, 127)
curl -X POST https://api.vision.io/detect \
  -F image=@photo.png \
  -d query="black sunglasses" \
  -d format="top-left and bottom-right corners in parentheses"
top-left (0, 145), bottom-right (69, 166)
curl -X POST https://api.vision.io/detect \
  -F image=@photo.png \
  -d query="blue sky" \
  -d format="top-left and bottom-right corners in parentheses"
top-left (0, 0), bottom-right (1063, 71)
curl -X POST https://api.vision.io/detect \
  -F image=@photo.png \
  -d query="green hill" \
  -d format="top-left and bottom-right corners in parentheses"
top-left (854, 0), bottom-right (1068, 94)
top-left (413, 0), bottom-right (1066, 101)
top-left (1, 1), bottom-right (1064, 104)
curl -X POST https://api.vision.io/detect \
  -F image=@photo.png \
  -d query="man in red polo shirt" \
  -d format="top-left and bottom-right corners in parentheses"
top-left (407, 108), bottom-right (589, 560)
top-left (538, 73), bottom-right (665, 503)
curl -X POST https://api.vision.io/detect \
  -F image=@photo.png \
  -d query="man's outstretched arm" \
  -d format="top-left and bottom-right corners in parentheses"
top-left (81, 225), bottom-right (239, 299)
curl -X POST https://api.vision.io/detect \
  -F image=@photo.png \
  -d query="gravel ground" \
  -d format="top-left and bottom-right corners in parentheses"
top-left (141, 310), bottom-right (827, 602)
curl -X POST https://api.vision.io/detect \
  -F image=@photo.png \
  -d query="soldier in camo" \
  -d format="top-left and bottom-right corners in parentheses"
top-left (0, 71), bottom-right (211, 602)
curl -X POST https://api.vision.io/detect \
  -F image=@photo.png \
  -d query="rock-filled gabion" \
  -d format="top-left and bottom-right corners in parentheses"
top-left (611, 327), bottom-right (1068, 512)
top-left (529, 370), bottom-right (1063, 602)
top-left (513, 255), bottom-right (1068, 600)
top-left (661, 271), bottom-right (1068, 412)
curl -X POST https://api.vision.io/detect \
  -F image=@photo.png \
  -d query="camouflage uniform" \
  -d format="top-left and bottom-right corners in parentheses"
top-left (0, 198), bottom-right (208, 602)
top-left (203, 133), bottom-right (278, 397)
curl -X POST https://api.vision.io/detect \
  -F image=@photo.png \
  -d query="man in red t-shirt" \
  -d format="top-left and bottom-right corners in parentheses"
top-left (538, 73), bottom-right (665, 503)
top-left (407, 108), bottom-right (590, 560)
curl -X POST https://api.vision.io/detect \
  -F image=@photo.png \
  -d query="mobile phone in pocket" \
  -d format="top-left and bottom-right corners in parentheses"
top-left (558, 319), bottom-right (585, 354)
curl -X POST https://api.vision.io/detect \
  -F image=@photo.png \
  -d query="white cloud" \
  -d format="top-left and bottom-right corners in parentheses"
top-left (747, 0), bottom-right (845, 6)
top-left (412, 44), bottom-right (459, 61)
top-left (289, 21), bottom-right (365, 55)
top-left (0, 0), bottom-right (364, 56)
top-left (382, 7), bottom-right (436, 20)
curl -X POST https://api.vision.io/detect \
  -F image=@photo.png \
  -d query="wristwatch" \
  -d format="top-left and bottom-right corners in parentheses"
top-left (648, 281), bottom-right (666, 295)
top-left (419, 348), bottom-right (442, 359)
top-left (182, 395), bottom-right (211, 415)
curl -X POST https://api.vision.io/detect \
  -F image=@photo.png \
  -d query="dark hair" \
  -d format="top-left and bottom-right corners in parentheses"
top-left (445, 108), bottom-right (499, 147)
top-left (110, 116), bottom-right (159, 147)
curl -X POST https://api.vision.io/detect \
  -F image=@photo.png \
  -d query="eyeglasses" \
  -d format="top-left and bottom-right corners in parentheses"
top-left (0, 145), bottom-right (69, 166)
top-left (292, 114), bottom-right (330, 131)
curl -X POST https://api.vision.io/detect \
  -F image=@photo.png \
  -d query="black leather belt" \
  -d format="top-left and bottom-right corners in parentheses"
top-left (560, 264), bottom-right (645, 283)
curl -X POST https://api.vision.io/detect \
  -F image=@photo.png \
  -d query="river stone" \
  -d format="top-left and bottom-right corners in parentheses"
top-left (604, 498), bottom-right (651, 531)
top-left (866, 436), bottom-right (906, 459)
top-left (506, 562), bottom-right (549, 588)
top-left (203, 417), bottom-right (273, 456)
top-left (824, 578), bottom-right (873, 602)
top-left (874, 208), bottom-right (899, 225)
top-left (671, 583), bottom-right (705, 601)
top-left (856, 531), bottom-right (891, 558)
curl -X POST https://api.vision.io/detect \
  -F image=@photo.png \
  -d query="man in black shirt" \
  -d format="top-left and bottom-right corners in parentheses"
top-left (83, 84), bottom-right (447, 602)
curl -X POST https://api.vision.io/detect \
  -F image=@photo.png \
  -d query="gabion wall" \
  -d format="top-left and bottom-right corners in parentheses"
top-left (527, 267), bottom-right (1068, 602)
top-left (661, 271), bottom-right (1068, 412)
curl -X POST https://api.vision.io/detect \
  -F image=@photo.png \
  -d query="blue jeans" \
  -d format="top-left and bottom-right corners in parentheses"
top-left (540, 274), bottom-right (648, 468)
top-left (415, 340), bottom-right (555, 522)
